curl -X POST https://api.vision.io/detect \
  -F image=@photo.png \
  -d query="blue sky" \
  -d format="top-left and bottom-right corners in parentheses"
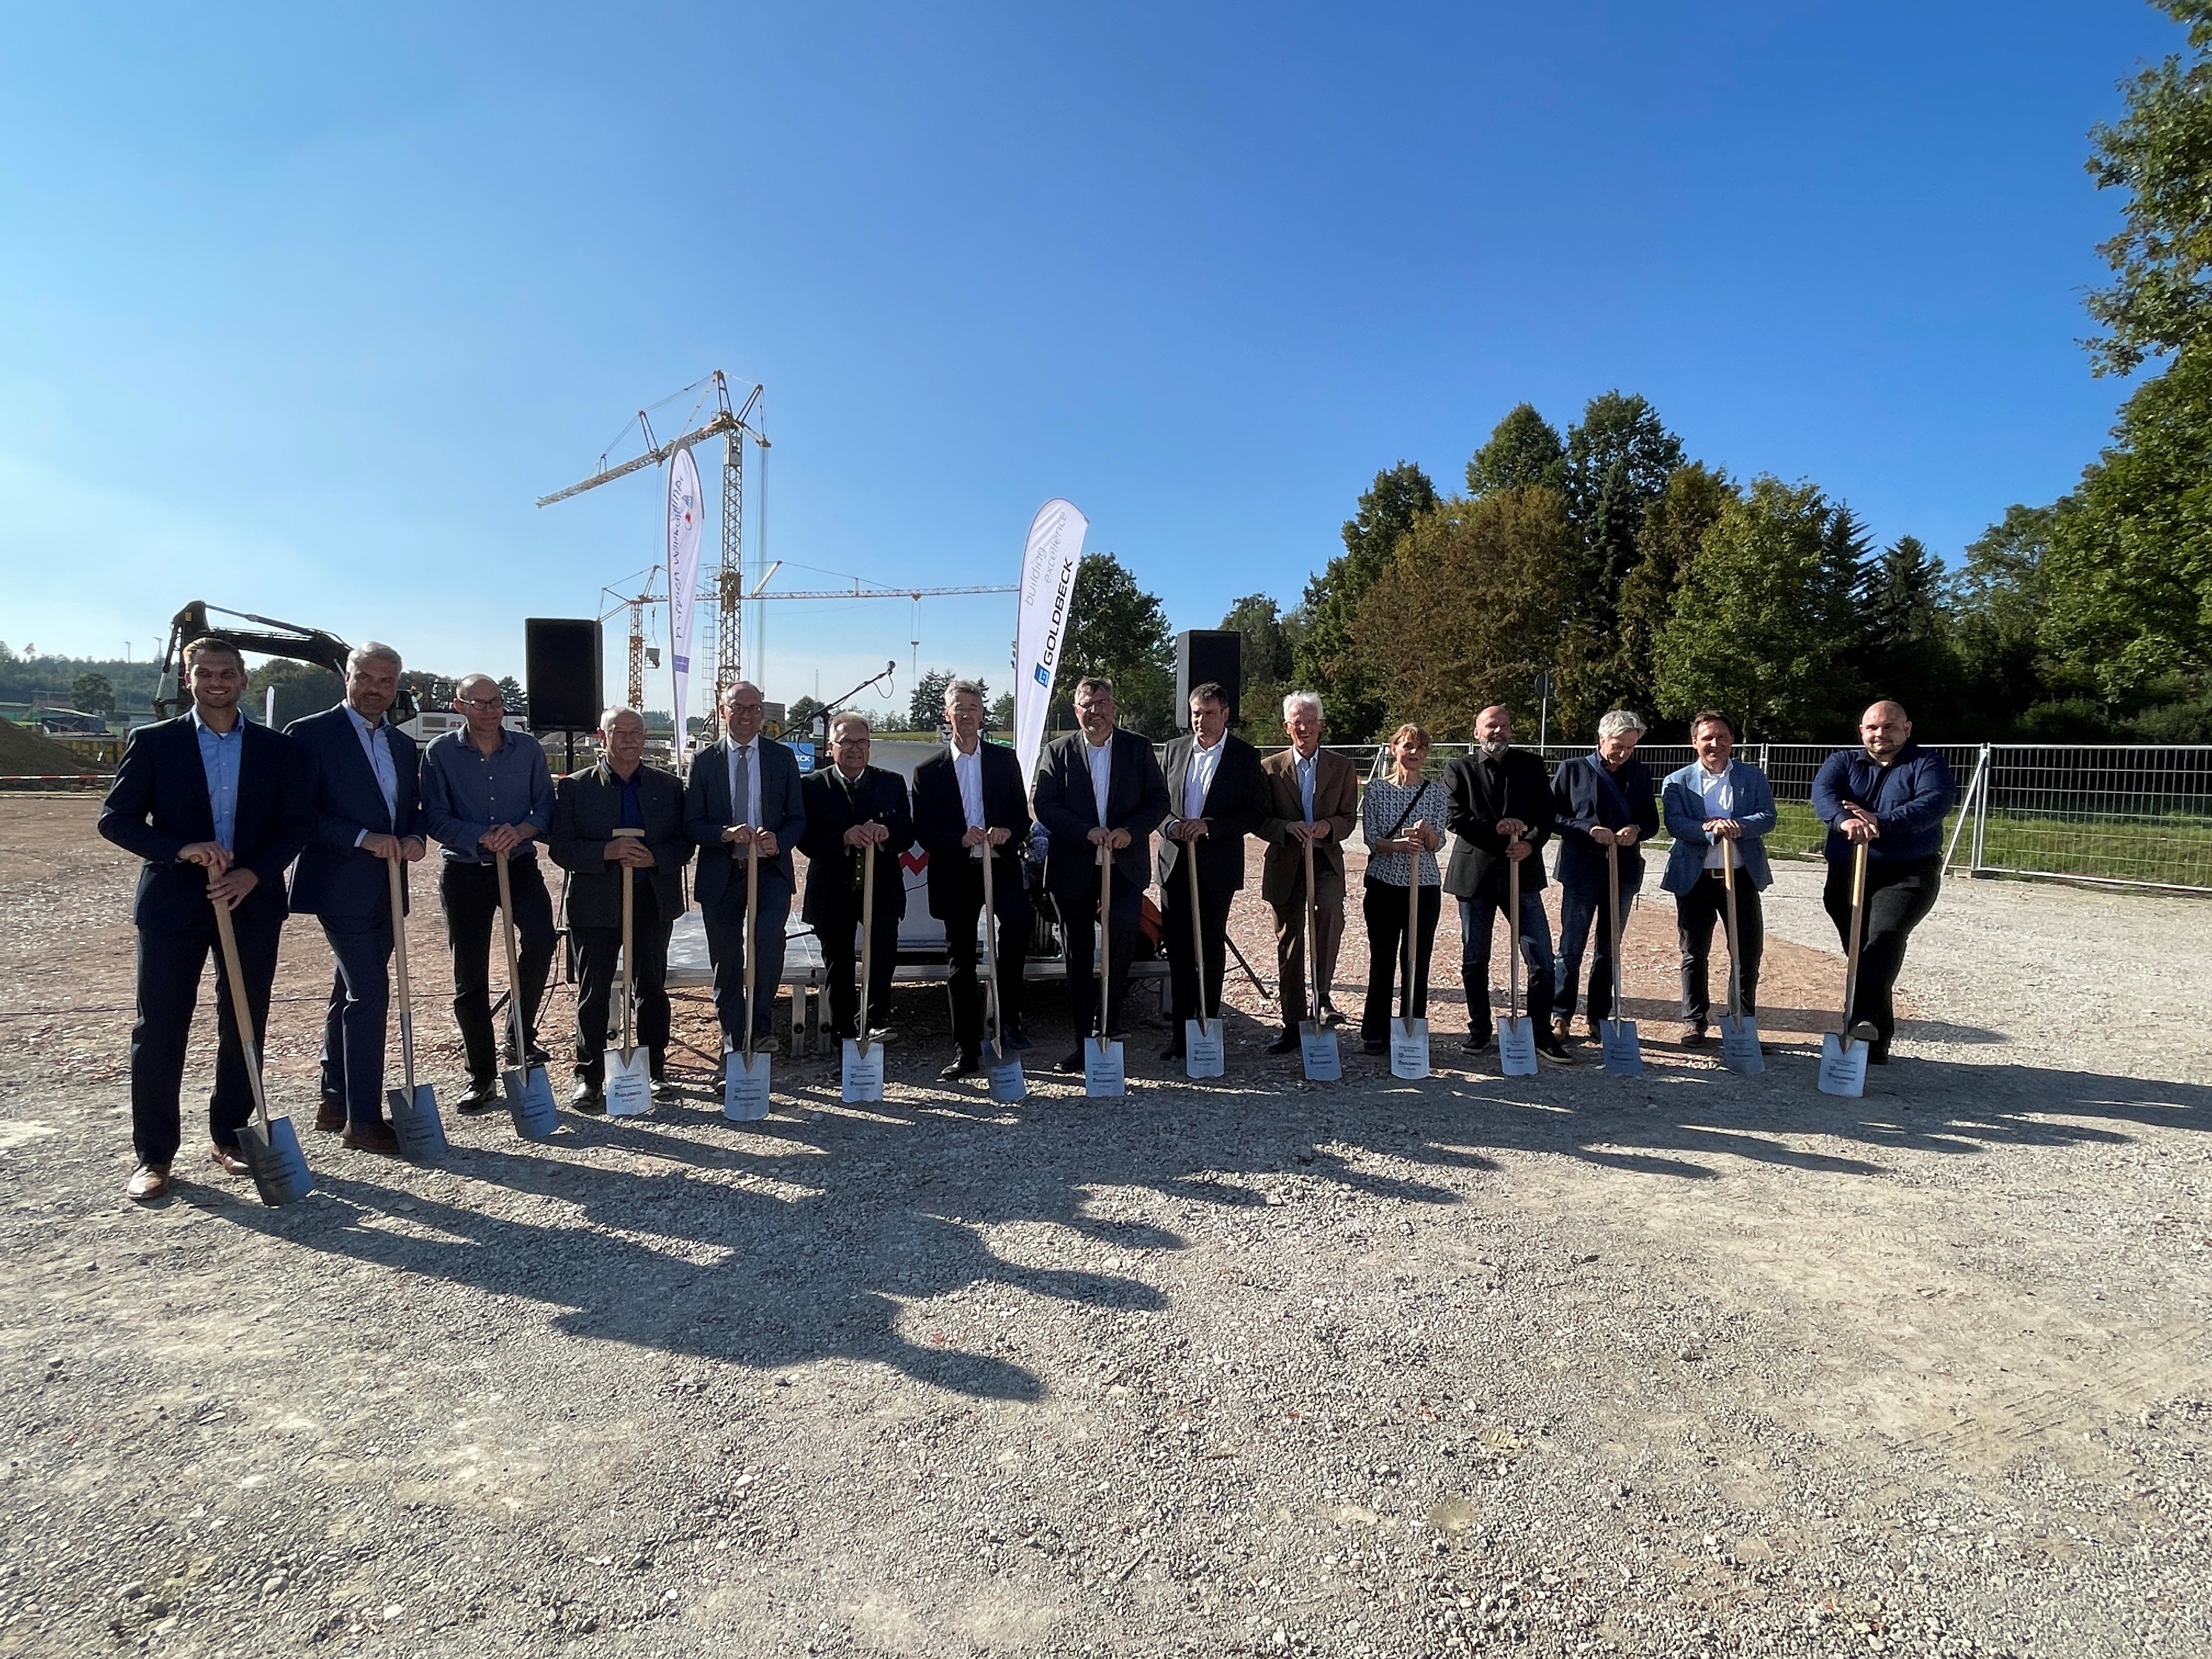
top-left (0, 2), bottom-right (2179, 726)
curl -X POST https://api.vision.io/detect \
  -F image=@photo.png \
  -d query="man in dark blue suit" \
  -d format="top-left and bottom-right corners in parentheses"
top-left (798, 713), bottom-right (913, 1047)
top-left (1032, 675), bottom-right (1169, 1071)
top-left (911, 678), bottom-right (1034, 1079)
top-left (98, 635), bottom-right (312, 1200)
top-left (685, 679), bottom-right (808, 1054)
top-left (284, 642), bottom-right (426, 1154)
top-left (1549, 709), bottom-right (1661, 1042)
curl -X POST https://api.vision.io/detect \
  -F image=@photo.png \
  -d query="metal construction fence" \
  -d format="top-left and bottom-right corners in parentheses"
top-left (1227, 740), bottom-right (2212, 895)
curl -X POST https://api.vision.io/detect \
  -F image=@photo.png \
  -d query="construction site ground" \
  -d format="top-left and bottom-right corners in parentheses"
top-left (1, 794), bottom-right (2208, 1658)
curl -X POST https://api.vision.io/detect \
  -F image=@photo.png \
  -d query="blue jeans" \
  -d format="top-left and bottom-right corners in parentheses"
top-left (1554, 875), bottom-right (1635, 1024)
top-left (1458, 879), bottom-right (1555, 1039)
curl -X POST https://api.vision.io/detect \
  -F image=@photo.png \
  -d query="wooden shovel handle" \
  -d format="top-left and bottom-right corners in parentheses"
top-left (387, 855), bottom-right (417, 1089)
top-left (979, 834), bottom-right (1003, 1054)
top-left (494, 849), bottom-right (527, 1061)
top-left (209, 883), bottom-right (273, 1132)
top-left (1186, 844), bottom-right (1209, 1027)
top-left (613, 826), bottom-right (642, 1059)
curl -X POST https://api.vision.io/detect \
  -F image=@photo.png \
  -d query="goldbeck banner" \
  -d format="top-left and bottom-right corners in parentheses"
top-left (1012, 498), bottom-right (1087, 781)
top-left (667, 446), bottom-right (703, 731)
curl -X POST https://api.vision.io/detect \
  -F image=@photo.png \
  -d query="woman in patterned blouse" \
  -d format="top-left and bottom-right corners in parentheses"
top-left (1359, 723), bottom-right (1448, 1052)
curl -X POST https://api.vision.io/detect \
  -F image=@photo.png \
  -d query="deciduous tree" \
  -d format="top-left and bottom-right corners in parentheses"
top-left (1288, 463), bottom-right (1438, 742)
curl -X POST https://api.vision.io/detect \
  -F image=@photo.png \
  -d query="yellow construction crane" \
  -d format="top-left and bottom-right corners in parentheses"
top-left (597, 570), bottom-right (664, 714)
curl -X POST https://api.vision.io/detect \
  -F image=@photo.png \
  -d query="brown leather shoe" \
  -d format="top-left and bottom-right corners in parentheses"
top-left (341, 1120), bottom-right (402, 1155)
top-left (207, 1143), bottom-right (250, 1176)
top-left (314, 1103), bottom-right (346, 1132)
top-left (1551, 1016), bottom-right (1575, 1045)
top-left (127, 1163), bottom-right (172, 1200)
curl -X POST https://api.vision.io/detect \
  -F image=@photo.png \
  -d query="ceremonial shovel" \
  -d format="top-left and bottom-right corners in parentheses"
top-left (979, 840), bottom-right (1025, 1102)
top-left (840, 845), bottom-right (885, 1104)
top-left (1297, 836), bottom-right (1341, 1081)
top-left (1599, 840), bottom-right (1643, 1076)
top-left (604, 827), bottom-right (653, 1117)
top-left (211, 879), bottom-right (314, 1206)
top-left (1389, 841), bottom-right (1429, 1080)
top-left (1084, 845), bottom-right (1126, 1097)
top-left (723, 838), bottom-right (772, 1120)
top-left (1182, 847), bottom-right (1224, 1079)
top-left (383, 858), bottom-right (447, 1158)
top-left (1718, 843), bottom-right (1764, 1075)
top-left (495, 849), bottom-right (560, 1138)
top-left (1496, 838), bottom-right (1539, 1077)
top-left (1818, 839), bottom-right (1874, 1098)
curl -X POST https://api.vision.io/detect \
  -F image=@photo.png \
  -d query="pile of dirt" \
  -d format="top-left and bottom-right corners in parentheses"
top-left (0, 716), bottom-right (104, 775)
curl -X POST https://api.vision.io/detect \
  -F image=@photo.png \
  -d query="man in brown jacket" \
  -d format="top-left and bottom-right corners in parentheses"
top-left (1259, 690), bottom-right (1360, 1053)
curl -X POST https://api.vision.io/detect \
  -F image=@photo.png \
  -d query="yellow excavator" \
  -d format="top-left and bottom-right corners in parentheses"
top-left (152, 601), bottom-right (417, 723)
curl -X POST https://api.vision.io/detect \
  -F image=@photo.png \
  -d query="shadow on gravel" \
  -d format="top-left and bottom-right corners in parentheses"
top-left (195, 1035), bottom-right (2208, 1406)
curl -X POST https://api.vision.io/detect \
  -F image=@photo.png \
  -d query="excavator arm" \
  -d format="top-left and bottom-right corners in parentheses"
top-left (155, 601), bottom-right (416, 721)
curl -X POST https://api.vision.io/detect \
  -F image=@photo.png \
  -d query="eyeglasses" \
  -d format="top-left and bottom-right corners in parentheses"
top-left (458, 696), bottom-right (504, 709)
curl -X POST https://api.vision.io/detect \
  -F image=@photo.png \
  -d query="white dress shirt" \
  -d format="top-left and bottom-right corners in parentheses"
top-left (1182, 736), bottom-right (1223, 821)
top-left (1084, 735), bottom-right (1113, 823)
top-left (726, 737), bottom-right (760, 829)
top-left (1699, 762), bottom-right (1737, 869)
top-left (951, 740), bottom-right (987, 859)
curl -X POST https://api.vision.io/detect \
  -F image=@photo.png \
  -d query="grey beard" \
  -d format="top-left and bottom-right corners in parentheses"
top-left (1480, 738), bottom-right (1511, 759)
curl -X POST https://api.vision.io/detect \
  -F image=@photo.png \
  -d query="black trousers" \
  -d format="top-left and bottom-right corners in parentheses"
top-left (1822, 854), bottom-right (1942, 1047)
top-left (942, 860), bottom-right (1028, 1058)
top-left (1162, 862), bottom-right (1235, 1028)
top-left (438, 856), bottom-right (556, 1087)
top-left (1054, 879), bottom-right (1140, 1042)
top-left (1362, 877), bottom-right (1440, 1041)
top-left (1674, 871), bottom-right (1764, 1026)
top-left (821, 904), bottom-right (901, 1040)
top-left (128, 915), bottom-right (281, 1166)
top-left (703, 868), bottom-right (792, 1044)
top-left (571, 881), bottom-right (672, 1085)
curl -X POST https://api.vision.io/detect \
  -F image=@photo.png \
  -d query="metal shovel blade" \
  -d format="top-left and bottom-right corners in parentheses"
top-left (1816, 1032), bottom-right (1868, 1097)
top-left (1084, 1037), bottom-right (1125, 1098)
top-left (723, 1051), bottom-right (772, 1121)
top-left (1719, 1014), bottom-right (1765, 1075)
top-left (505, 1065), bottom-right (561, 1139)
top-left (236, 1114), bottom-right (315, 1207)
top-left (1184, 1018), bottom-right (1225, 1080)
top-left (983, 1041), bottom-right (1026, 1103)
top-left (1497, 1017), bottom-right (1539, 1077)
top-left (386, 1082), bottom-right (448, 1160)
top-left (841, 1039), bottom-right (885, 1104)
top-left (605, 1049), bottom-right (654, 1118)
top-left (1299, 1024), bottom-right (1341, 1082)
top-left (1600, 1018), bottom-right (1643, 1077)
top-left (1390, 1020), bottom-right (1430, 1080)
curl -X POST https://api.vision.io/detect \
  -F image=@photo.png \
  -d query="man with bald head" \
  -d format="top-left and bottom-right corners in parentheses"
top-left (422, 673), bottom-right (557, 1110)
top-left (1811, 701), bottom-right (1955, 1064)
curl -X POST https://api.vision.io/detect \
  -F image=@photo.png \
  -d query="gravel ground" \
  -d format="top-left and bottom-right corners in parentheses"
top-left (2, 798), bottom-right (2208, 1658)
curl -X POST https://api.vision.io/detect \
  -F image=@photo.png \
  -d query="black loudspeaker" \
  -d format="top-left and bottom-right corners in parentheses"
top-left (524, 618), bottom-right (603, 733)
top-left (1175, 630), bottom-right (1243, 729)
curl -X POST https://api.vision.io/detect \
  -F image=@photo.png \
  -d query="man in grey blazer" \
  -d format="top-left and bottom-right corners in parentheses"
top-left (684, 680), bottom-right (808, 1052)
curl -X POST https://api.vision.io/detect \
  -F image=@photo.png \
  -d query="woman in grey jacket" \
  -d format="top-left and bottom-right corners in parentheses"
top-left (1659, 710), bottom-right (1777, 1045)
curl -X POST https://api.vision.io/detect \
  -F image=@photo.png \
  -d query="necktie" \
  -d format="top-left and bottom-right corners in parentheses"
top-left (732, 742), bottom-right (752, 826)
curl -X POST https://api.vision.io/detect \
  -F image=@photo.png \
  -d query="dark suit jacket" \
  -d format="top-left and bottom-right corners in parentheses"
top-left (1442, 748), bottom-right (1555, 898)
top-left (548, 760), bottom-right (691, 929)
top-left (798, 764), bottom-right (912, 933)
top-left (282, 703), bottom-right (426, 921)
top-left (1032, 727), bottom-right (1170, 894)
top-left (98, 714), bottom-right (312, 932)
top-left (1157, 732), bottom-right (1268, 892)
top-left (1258, 746), bottom-right (1361, 907)
top-left (1550, 752), bottom-right (1660, 896)
top-left (685, 736), bottom-right (808, 903)
top-left (911, 740), bottom-right (1032, 922)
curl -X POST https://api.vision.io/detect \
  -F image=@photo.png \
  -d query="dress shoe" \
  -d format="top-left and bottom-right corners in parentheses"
top-left (1053, 1048), bottom-right (1085, 1074)
top-left (1461, 1032), bottom-right (1495, 1055)
top-left (939, 1055), bottom-right (981, 1082)
top-left (571, 1081), bottom-right (606, 1114)
top-left (1318, 1005), bottom-right (1346, 1029)
top-left (1551, 1016), bottom-right (1575, 1045)
top-left (1266, 1031), bottom-right (1301, 1056)
top-left (1847, 1020), bottom-right (1880, 1046)
top-left (1158, 1040), bottom-right (1187, 1063)
top-left (1003, 1025), bottom-right (1031, 1052)
top-left (454, 1081), bottom-right (502, 1115)
top-left (314, 1102), bottom-right (346, 1133)
top-left (1867, 1042), bottom-right (1892, 1066)
top-left (207, 1143), bottom-right (250, 1176)
top-left (126, 1162), bottom-right (171, 1200)
top-left (1362, 1037), bottom-right (1387, 1054)
top-left (1536, 1034), bottom-right (1577, 1068)
top-left (341, 1120), bottom-right (402, 1155)
top-left (1680, 1024), bottom-right (1710, 1048)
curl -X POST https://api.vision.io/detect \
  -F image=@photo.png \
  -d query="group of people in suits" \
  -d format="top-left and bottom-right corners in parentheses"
top-left (100, 629), bottom-right (1953, 1203)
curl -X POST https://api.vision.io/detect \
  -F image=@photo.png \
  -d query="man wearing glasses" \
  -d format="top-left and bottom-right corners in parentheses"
top-left (421, 674), bottom-right (556, 1111)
